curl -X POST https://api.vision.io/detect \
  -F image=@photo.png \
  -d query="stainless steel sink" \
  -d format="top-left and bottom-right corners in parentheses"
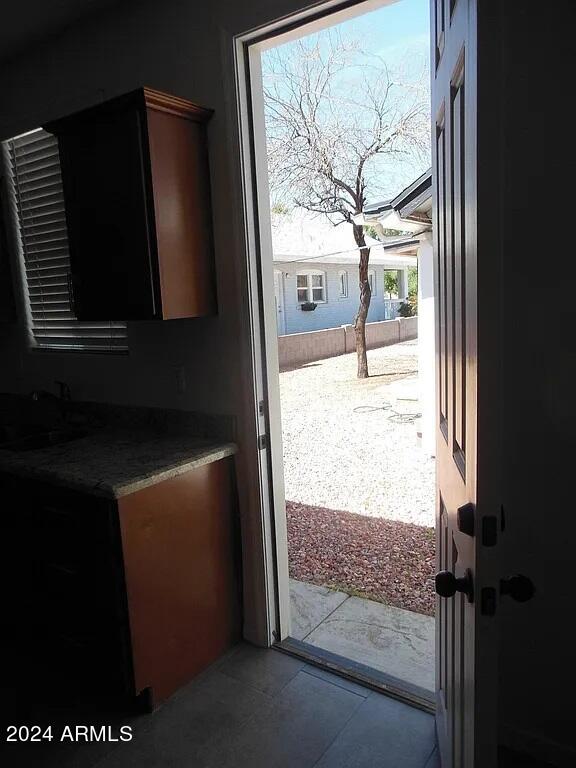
top-left (0, 428), bottom-right (89, 452)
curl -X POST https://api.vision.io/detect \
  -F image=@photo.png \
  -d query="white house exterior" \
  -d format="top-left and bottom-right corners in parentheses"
top-left (357, 170), bottom-right (434, 455)
top-left (271, 210), bottom-right (417, 335)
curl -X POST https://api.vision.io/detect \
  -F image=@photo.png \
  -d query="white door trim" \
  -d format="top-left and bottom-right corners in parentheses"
top-left (232, 36), bottom-right (289, 644)
top-left (274, 269), bottom-right (286, 335)
top-left (231, 0), bottom-right (398, 645)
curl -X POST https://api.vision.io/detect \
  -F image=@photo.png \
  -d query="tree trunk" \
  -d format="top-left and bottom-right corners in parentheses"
top-left (353, 223), bottom-right (371, 379)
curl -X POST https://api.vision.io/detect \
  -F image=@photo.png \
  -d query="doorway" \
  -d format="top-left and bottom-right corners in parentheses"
top-left (236, 0), bottom-right (436, 707)
top-left (234, 0), bottom-right (511, 761)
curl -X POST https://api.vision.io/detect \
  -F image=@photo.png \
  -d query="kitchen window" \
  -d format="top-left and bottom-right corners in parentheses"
top-left (3, 129), bottom-right (128, 352)
top-left (296, 270), bottom-right (326, 303)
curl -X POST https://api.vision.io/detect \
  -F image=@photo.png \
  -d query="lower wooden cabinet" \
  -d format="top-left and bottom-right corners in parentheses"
top-left (1, 457), bottom-right (241, 708)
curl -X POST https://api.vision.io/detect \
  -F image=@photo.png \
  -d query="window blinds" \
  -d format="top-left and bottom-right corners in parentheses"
top-left (6, 129), bottom-right (127, 352)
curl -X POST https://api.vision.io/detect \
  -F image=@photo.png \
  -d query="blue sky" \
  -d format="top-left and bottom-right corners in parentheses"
top-left (341, 0), bottom-right (429, 62)
top-left (262, 0), bottom-right (431, 205)
top-left (339, 0), bottom-right (430, 112)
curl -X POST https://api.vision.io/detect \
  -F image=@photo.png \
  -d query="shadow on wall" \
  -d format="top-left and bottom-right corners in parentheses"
top-left (286, 500), bottom-right (435, 616)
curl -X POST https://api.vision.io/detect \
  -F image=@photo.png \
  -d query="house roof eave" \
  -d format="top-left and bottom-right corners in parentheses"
top-left (360, 169), bottom-right (433, 230)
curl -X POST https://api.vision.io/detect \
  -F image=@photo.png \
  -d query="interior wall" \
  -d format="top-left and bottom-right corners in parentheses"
top-left (0, 0), bottom-right (235, 414)
top-left (0, 0), bottom-right (318, 648)
top-left (498, 1), bottom-right (576, 764)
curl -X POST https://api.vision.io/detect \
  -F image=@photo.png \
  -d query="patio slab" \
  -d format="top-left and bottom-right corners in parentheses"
top-left (291, 581), bottom-right (434, 692)
top-left (289, 579), bottom-right (348, 640)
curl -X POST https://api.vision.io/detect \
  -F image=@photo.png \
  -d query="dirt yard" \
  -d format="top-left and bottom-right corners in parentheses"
top-left (280, 340), bottom-right (435, 526)
top-left (280, 340), bottom-right (436, 614)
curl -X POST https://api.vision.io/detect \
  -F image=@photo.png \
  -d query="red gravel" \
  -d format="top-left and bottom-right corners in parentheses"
top-left (287, 500), bottom-right (436, 616)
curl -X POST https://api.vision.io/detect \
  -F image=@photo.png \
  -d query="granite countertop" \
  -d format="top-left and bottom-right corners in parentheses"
top-left (0, 428), bottom-right (237, 499)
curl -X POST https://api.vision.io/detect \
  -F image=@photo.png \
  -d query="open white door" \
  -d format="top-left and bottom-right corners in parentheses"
top-left (432, 0), bottom-right (500, 766)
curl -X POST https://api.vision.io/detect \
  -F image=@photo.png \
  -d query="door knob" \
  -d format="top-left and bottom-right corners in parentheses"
top-left (500, 574), bottom-right (535, 602)
top-left (435, 569), bottom-right (474, 603)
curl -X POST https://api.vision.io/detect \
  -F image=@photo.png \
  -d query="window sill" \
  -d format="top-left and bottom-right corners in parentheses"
top-left (27, 346), bottom-right (129, 357)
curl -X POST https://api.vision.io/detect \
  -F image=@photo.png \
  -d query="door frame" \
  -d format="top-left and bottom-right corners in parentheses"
top-left (274, 269), bottom-right (286, 335)
top-left (232, 0), bottom-right (397, 647)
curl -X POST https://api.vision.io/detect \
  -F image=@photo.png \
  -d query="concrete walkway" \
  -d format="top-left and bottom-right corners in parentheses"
top-left (290, 579), bottom-right (434, 693)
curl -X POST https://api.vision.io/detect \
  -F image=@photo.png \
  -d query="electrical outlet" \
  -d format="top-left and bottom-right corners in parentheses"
top-left (175, 366), bottom-right (186, 394)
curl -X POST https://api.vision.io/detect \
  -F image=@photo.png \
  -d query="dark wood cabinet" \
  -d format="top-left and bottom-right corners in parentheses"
top-left (2, 481), bottom-right (128, 701)
top-left (45, 88), bottom-right (217, 321)
top-left (1, 457), bottom-right (241, 708)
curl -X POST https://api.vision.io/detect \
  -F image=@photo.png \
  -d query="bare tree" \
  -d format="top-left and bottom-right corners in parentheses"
top-left (263, 31), bottom-right (429, 377)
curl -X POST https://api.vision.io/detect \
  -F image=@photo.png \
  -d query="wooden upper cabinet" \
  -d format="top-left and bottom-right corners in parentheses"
top-left (45, 88), bottom-right (217, 321)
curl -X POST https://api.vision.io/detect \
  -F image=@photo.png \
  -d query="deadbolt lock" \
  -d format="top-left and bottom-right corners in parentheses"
top-left (457, 503), bottom-right (475, 537)
top-left (500, 574), bottom-right (535, 603)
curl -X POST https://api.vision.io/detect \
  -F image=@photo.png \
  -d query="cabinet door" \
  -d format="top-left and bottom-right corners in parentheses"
top-left (58, 108), bottom-right (159, 320)
top-left (0, 475), bottom-right (133, 701)
top-left (118, 458), bottom-right (241, 704)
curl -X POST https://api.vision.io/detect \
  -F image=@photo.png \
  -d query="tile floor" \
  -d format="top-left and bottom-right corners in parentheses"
top-left (290, 579), bottom-right (435, 692)
top-left (5, 643), bottom-right (438, 768)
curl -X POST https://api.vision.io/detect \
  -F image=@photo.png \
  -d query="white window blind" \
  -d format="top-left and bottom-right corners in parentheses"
top-left (5, 129), bottom-right (127, 352)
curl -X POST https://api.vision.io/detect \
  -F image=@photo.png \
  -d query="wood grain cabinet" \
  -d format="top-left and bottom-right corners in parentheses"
top-left (1, 458), bottom-right (241, 708)
top-left (45, 88), bottom-right (217, 321)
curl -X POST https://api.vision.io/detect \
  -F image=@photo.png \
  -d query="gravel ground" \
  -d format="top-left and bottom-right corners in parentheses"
top-left (287, 500), bottom-right (435, 616)
top-left (280, 340), bottom-right (435, 527)
top-left (280, 340), bottom-right (436, 614)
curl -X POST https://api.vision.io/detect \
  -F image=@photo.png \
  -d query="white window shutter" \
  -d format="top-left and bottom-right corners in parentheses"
top-left (5, 129), bottom-right (128, 352)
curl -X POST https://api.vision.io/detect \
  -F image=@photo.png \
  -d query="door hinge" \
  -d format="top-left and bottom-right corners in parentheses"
top-left (258, 434), bottom-right (267, 450)
top-left (259, 400), bottom-right (265, 416)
